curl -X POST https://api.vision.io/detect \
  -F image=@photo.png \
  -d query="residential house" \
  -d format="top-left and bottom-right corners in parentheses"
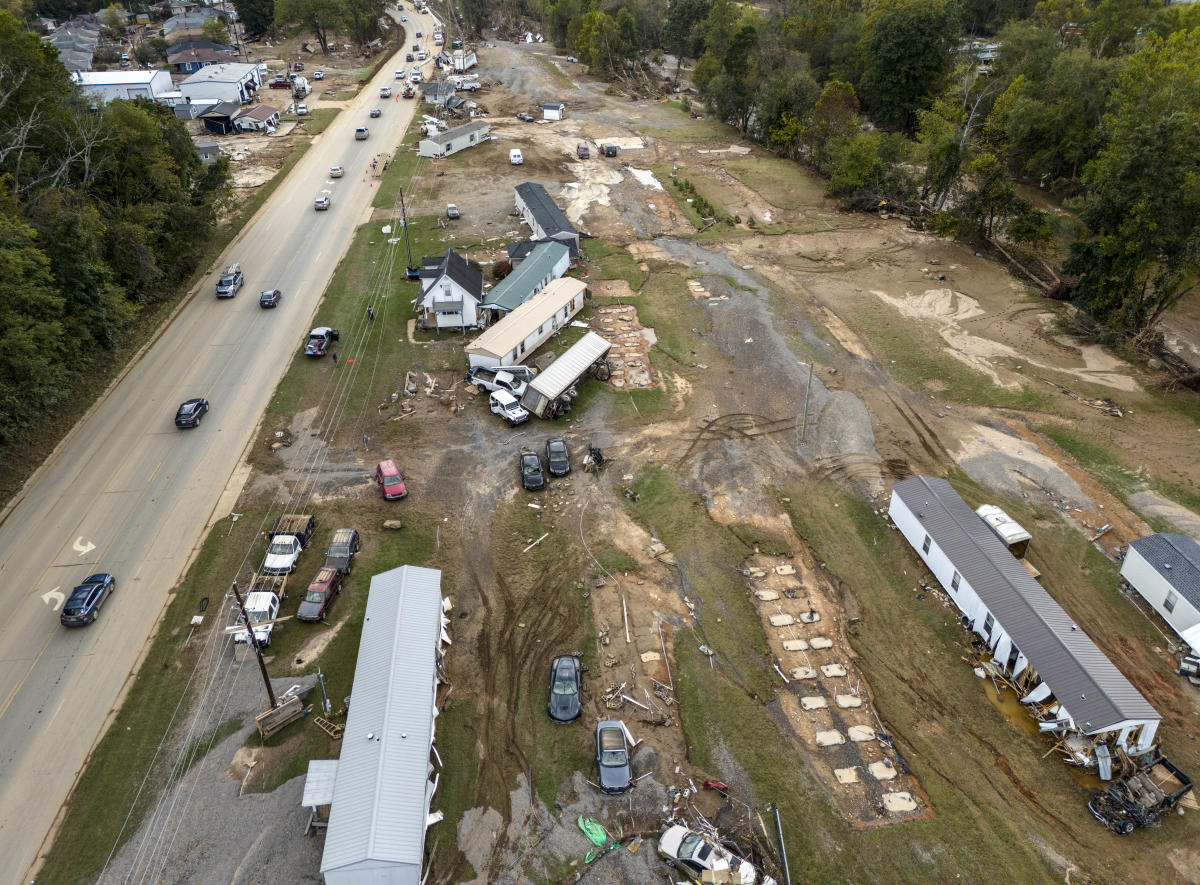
top-left (198, 100), bottom-right (240, 134)
top-left (163, 8), bottom-right (224, 38)
top-left (179, 62), bottom-right (261, 104)
top-left (542, 101), bottom-right (565, 120)
top-left (1122, 534), bottom-right (1200, 653)
top-left (889, 476), bottom-right (1160, 757)
top-left (479, 241), bottom-right (569, 323)
top-left (74, 69), bottom-right (176, 104)
top-left (506, 239), bottom-right (554, 265)
top-left (194, 139), bottom-right (220, 164)
top-left (465, 277), bottom-right (587, 370)
top-left (315, 566), bottom-right (448, 885)
top-left (234, 103), bottom-right (280, 132)
top-left (514, 182), bottom-right (579, 258)
top-left (418, 249), bottom-right (483, 330)
top-left (168, 41), bottom-right (235, 74)
top-left (420, 80), bottom-right (457, 108)
top-left (417, 120), bottom-right (490, 159)
top-left (46, 22), bottom-right (99, 71)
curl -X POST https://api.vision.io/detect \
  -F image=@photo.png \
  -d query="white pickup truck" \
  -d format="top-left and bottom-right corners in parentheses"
top-left (470, 364), bottom-right (535, 397)
top-left (232, 591), bottom-right (280, 646)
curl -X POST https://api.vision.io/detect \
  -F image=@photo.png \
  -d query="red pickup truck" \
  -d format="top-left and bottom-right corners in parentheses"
top-left (269, 76), bottom-right (291, 89)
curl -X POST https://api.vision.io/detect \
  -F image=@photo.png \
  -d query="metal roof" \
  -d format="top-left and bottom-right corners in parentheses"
top-left (892, 476), bottom-right (1159, 733)
top-left (75, 69), bottom-right (166, 86)
top-left (526, 331), bottom-right (611, 400)
top-left (1128, 534), bottom-right (1200, 611)
top-left (180, 62), bottom-right (258, 85)
top-left (466, 278), bottom-right (586, 360)
top-left (303, 759), bottom-right (339, 807)
top-left (320, 566), bottom-right (444, 883)
top-left (514, 182), bottom-right (576, 238)
top-left (421, 119), bottom-right (489, 147)
top-left (480, 241), bottom-right (569, 311)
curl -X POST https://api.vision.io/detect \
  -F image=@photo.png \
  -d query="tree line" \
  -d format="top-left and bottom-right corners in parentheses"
top-left (0, 12), bottom-right (230, 445)
top-left (487, 0), bottom-right (1200, 342)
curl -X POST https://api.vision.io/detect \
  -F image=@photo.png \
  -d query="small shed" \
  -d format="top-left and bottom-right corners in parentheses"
top-left (417, 120), bottom-right (490, 159)
top-left (193, 139), bottom-right (220, 164)
top-left (199, 100), bottom-right (240, 134)
top-left (1122, 534), bottom-right (1200, 652)
top-left (543, 101), bottom-right (565, 120)
top-left (521, 331), bottom-right (611, 419)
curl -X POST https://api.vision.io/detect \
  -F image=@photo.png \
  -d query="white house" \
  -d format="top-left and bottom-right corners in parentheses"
top-left (465, 277), bottom-right (587, 370)
top-left (179, 62), bottom-right (262, 105)
top-left (417, 120), bottom-right (490, 159)
top-left (418, 249), bottom-right (483, 330)
top-left (542, 101), bottom-right (565, 120)
top-left (889, 475), bottom-right (1160, 757)
top-left (1122, 534), bottom-right (1200, 653)
top-left (74, 69), bottom-right (176, 104)
top-left (514, 182), bottom-right (579, 257)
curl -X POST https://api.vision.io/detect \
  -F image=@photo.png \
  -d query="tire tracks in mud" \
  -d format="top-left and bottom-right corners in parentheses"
top-left (885, 393), bottom-right (954, 465)
top-left (674, 412), bottom-right (798, 467)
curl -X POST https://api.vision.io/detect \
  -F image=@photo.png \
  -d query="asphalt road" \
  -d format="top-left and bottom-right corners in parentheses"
top-left (0, 11), bottom-right (439, 882)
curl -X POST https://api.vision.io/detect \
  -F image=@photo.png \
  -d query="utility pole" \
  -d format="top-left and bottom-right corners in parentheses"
top-left (772, 804), bottom-right (793, 885)
top-left (398, 186), bottom-right (419, 279)
top-left (231, 580), bottom-right (277, 708)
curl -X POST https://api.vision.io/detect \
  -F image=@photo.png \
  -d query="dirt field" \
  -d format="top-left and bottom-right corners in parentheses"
top-left (84, 35), bottom-right (1200, 885)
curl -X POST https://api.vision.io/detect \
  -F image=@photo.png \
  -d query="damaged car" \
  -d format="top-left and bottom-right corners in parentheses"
top-left (658, 825), bottom-right (778, 885)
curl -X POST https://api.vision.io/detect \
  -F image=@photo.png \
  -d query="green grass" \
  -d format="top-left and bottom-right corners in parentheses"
top-left (298, 106), bottom-right (339, 135)
top-left (535, 54), bottom-right (577, 91)
top-left (849, 303), bottom-right (1047, 410)
top-left (641, 115), bottom-right (737, 144)
top-left (372, 116), bottom-right (425, 208)
top-left (722, 156), bottom-right (827, 211)
top-left (584, 239), bottom-right (647, 290)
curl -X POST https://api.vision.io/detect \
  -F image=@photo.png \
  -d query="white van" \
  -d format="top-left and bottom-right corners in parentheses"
top-left (509, 148), bottom-right (524, 165)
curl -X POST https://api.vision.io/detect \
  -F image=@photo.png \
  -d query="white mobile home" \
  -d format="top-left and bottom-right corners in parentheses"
top-left (514, 182), bottom-right (579, 258)
top-left (417, 120), bottom-right (490, 158)
top-left (889, 475), bottom-right (1160, 756)
top-left (1122, 534), bottom-right (1200, 653)
top-left (465, 277), bottom-right (587, 370)
top-left (520, 331), bottom-right (610, 419)
top-left (179, 62), bottom-right (262, 105)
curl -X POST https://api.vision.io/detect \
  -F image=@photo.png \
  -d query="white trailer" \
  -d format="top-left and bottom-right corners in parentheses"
top-left (520, 332), bottom-right (611, 419)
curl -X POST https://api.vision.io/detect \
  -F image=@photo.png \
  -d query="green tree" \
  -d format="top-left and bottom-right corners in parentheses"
top-left (275, 0), bottom-right (341, 53)
top-left (233, 0), bottom-right (276, 37)
top-left (201, 16), bottom-right (231, 45)
top-left (857, 0), bottom-right (959, 130)
top-left (100, 3), bottom-right (125, 31)
top-left (663, 0), bottom-right (711, 82)
top-left (574, 10), bottom-right (633, 75)
top-left (341, 0), bottom-right (386, 46)
top-left (1065, 29), bottom-right (1200, 335)
top-left (803, 79), bottom-right (861, 159)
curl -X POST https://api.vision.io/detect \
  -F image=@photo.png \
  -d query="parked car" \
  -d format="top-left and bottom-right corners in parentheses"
top-left (395, 68), bottom-right (406, 78)
top-left (471, 367), bottom-right (528, 397)
top-left (658, 826), bottom-right (778, 885)
top-left (60, 573), bottom-right (116, 627)
top-left (313, 69), bottom-right (324, 80)
top-left (509, 148), bottom-right (524, 165)
top-left (297, 566), bottom-right (344, 621)
top-left (324, 528), bottom-right (362, 573)
top-left (401, 14), bottom-right (407, 21)
top-left (262, 534), bottom-right (303, 575)
top-left (567, 55), bottom-right (578, 63)
top-left (330, 165), bottom-right (345, 178)
top-left (269, 76), bottom-right (291, 88)
top-left (296, 103), bottom-right (309, 115)
top-left (175, 398), bottom-right (209, 428)
top-left (355, 126), bottom-right (369, 140)
top-left (519, 449), bottom-right (545, 491)
top-left (379, 85), bottom-right (391, 98)
top-left (259, 289), bottom-right (282, 308)
top-left (576, 141), bottom-right (590, 159)
top-left (314, 194), bottom-right (331, 210)
top-left (375, 459), bottom-right (408, 500)
top-left (516, 112), bottom-right (534, 122)
top-left (545, 437), bottom-right (570, 476)
top-left (215, 263), bottom-right (243, 298)
top-left (491, 390), bottom-right (529, 426)
top-left (446, 203), bottom-right (460, 219)
top-left (370, 107), bottom-right (382, 118)
top-left (304, 326), bottom-right (339, 355)
top-left (232, 591), bottom-right (279, 646)
top-left (547, 655), bottom-right (583, 722)
top-left (595, 720), bottom-right (632, 793)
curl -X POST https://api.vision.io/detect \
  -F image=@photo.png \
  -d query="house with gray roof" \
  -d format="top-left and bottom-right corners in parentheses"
top-left (416, 119), bottom-right (490, 159)
top-left (318, 565), bottom-right (448, 885)
top-left (1122, 534), bottom-right (1200, 653)
top-left (889, 475), bottom-right (1160, 756)
top-left (418, 249), bottom-right (483, 330)
top-left (480, 240), bottom-right (569, 321)
top-left (514, 182), bottom-right (579, 257)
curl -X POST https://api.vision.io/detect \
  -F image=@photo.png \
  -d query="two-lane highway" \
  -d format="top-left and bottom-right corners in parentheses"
top-left (0, 9), bottom-right (439, 882)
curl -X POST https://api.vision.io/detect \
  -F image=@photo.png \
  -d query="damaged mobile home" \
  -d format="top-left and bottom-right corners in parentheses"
top-left (889, 476), bottom-right (1161, 766)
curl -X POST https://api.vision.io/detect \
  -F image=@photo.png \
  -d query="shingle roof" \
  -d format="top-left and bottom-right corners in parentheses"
top-left (506, 239), bottom-right (554, 262)
top-left (320, 566), bottom-right (444, 880)
top-left (235, 104), bottom-right (279, 122)
top-left (480, 241), bottom-right (568, 311)
top-left (515, 182), bottom-right (576, 239)
top-left (420, 249), bottom-right (482, 297)
top-left (1128, 534), bottom-right (1200, 611)
top-left (199, 100), bottom-right (240, 118)
top-left (892, 476), bottom-right (1159, 734)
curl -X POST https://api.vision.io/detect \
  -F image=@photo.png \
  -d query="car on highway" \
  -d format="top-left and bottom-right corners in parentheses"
top-left (401, 14), bottom-right (407, 20)
top-left (417, 50), bottom-right (426, 60)
top-left (379, 85), bottom-right (391, 98)
top-left (519, 449), bottom-right (545, 491)
top-left (296, 566), bottom-right (344, 621)
top-left (215, 263), bottom-right (243, 298)
top-left (304, 326), bottom-right (339, 356)
top-left (547, 654), bottom-right (583, 722)
top-left (657, 826), bottom-right (778, 885)
top-left (355, 126), bottom-right (369, 140)
top-left (174, 397), bottom-right (209, 428)
top-left (409, 71), bottom-right (422, 84)
top-left (595, 720), bottom-right (632, 793)
top-left (412, 42), bottom-right (419, 51)
top-left (545, 437), bottom-right (570, 476)
top-left (375, 459), bottom-right (409, 499)
top-left (395, 68), bottom-right (406, 78)
top-left (406, 52), bottom-right (414, 61)
top-left (370, 107), bottom-right (382, 118)
top-left (60, 573), bottom-right (116, 627)
top-left (415, 30), bottom-right (423, 37)
top-left (259, 289), bottom-right (282, 308)
top-left (329, 165), bottom-right (344, 178)
top-left (314, 194), bottom-right (331, 210)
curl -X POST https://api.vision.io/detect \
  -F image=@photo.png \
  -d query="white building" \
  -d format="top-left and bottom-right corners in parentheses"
top-left (317, 566), bottom-right (449, 885)
top-left (514, 182), bottom-right (579, 258)
top-left (542, 101), bottom-right (565, 120)
top-left (418, 249), bottom-right (483, 330)
top-left (1122, 534), bottom-right (1200, 652)
top-left (465, 277), bottom-right (587, 370)
top-left (521, 330), bottom-right (610, 419)
top-left (889, 475), bottom-right (1160, 757)
top-left (179, 62), bottom-right (262, 105)
top-left (417, 120), bottom-right (490, 159)
top-left (74, 69), bottom-right (176, 104)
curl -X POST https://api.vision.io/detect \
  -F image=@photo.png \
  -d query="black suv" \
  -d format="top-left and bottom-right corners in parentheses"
top-left (175, 398), bottom-right (209, 428)
top-left (61, 573), bottom-right (116, 626)
top-left (259, 289), bottom-right (281, 308)
top-left (324, 528), bottom-right (362, 573)
top-left (520, 449), bottom-right (545, 491)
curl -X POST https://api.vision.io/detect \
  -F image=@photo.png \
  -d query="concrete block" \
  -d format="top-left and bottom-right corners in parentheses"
top-left (882, 792), bottom-right (918, 812)
top-left (774, 564), bottom-right (796, 576)
top-left (782, 638), bottom-right (808, 652)
top-left (815, 729), bottom-right (845, 747)
top-left (848, 725), bottom-right (875, 742)
top-left (869, 760), bottom-right (897, 781)
top-left (639, 651), bottom-right (661, 663)
top-left (835, 694), bottom-right (862, 708)
top-left (810, 636), bottom-right (834, 650)
top-left (799, 611), bottom-right (821, 624)
top-left (789, 666), bottom-right (817, 680)
top-left (820, 663), bottom-right (847, 677)
top-left (769, 613), bottom-right (795, 627)
top-left (834, 767), bottom-right (860, 785)
top-left (800, 696), bottom-right (827, 711)
top-left (755, 589), bottom-right (780, 601)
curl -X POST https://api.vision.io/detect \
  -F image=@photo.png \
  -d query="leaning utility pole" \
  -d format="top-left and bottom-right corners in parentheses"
top-left (398, 187), bottom-right (420, 280)
top-left (231, 580), bottom-right (277, 708)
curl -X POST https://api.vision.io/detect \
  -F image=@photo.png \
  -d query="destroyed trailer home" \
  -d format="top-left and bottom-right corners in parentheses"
top-left (889, 476), bottom-right (1162, 771)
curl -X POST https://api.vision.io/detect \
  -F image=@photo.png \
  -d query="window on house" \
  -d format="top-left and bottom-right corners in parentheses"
top-left (951, 571), bottom-right (961, 591)
top-left (983, 613), bottom-right (994, 636)
top-left (1164, 591), bottom-right (1177, 613)
top-left (922, 534), bottom-right (931, 554)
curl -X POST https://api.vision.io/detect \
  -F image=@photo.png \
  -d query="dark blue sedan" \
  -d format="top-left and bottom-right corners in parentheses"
top-left (60, 574), bottom-right (116, 627)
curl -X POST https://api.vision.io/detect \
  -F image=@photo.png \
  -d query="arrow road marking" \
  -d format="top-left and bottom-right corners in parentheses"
top-left (41, 587), bottom-right (65, 611)
top-left (72, 537), bottom-right (96, 556)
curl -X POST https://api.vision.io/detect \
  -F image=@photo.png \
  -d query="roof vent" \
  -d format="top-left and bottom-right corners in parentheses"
top-left (1080, 694), bottom-right (1086, 700)
top-left (366, 732), bottom-right (374, 740)
top-left (1070, 624), bottom-right (1077, 631)
top-left (1164, 563), bottom-right (1172, 569)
